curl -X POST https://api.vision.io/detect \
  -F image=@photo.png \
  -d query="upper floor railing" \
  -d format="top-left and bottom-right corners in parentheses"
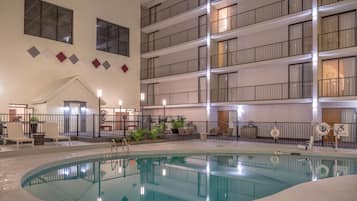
top-left (319, 76), bottom-right (357, 97)
top-left (141, 0), bottom-right (207, 27)
top-left (143, 90), bottom-right (207, 106)
top-left (319, 27), bottom-right (356, 52)
top-left (211, 0), bottom-right (312, 34)
top-left (141, 57), bottom-right (207, 80)
top-left (141, 24), bottom-right (207, 53)
top-left (319, 0), bottom-right (345, 6)
top-left (211, 37), bottom-right (312, 68)
top-left (212, 81), bottom-right (312, 102)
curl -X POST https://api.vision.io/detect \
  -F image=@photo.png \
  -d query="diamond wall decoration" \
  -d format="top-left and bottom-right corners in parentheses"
top-left (121, 64), bottom-right (128, 73)
top-left (92, 58), bottom-right (101, 68)
top-left (69, 54), bottom-right (79, 64)
top-left (56, 52), bottom-right (67, 62)
top-left (27, 46), bottom-right (40, 58)
top-left (103, 61), bottom-right (111, 70)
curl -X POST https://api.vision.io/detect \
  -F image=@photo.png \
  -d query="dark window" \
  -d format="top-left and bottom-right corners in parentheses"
top-left (24, 0), bottom-right (73, 44)
top-left (96, 19), bottom-right (130, 56)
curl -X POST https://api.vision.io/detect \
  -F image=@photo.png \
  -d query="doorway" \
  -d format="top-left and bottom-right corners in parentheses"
top-left (64, 101), bottom-right (87, 134)
top-left (218, 111), bottom-right (229, 130)
top-left (322, 108), bottom-right (356, 144)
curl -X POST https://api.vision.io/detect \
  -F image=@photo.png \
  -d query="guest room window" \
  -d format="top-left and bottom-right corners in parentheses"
top-left (96, 19), bottom-right (130, 56)
top-left (24, 0), bottom-right (73, 44)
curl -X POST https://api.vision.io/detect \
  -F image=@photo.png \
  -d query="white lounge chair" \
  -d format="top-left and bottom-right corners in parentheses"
top-left (44, 122), bottom-right (71, 145)
top-left (297, 135), bottom-right (314, 150)
top-left (3, 122), bottom-right (34, 149)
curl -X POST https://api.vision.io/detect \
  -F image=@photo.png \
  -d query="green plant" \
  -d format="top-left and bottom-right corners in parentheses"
top-left (171, 117), bottom-right (185, 129)
top-left (129, 129), bottom-right (145, 141)
top-left (150, 125), bottom-right (164, 139)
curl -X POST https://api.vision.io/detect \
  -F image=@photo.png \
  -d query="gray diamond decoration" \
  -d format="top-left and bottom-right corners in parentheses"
top-left (27, 46), bottom-right (40, 58)
top-left (103, 61), bottom-right (111, 70)
top-left (69, 54), bottom-right (79, 64)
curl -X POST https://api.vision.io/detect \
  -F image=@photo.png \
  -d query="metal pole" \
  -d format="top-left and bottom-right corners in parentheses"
top-left (76, 114), bottom-right (79, 137)
top-left (98, 97), bottom-right (101, 138)
top-left (141, 105), bottom-right (144, 129)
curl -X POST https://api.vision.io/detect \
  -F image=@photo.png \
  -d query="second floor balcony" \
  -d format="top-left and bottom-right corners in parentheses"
top-left (143, 90), bottom-right (207, 106)
top-left (319, 76), bottom-right (357, 97)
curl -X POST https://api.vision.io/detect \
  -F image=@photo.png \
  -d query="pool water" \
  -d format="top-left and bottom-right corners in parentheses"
top-left (22, 153), bottom-right (357, 201)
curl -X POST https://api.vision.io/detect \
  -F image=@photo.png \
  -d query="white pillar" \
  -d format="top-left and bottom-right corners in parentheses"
top-left (312, 0), bottom-right (320, 123)
top-left (206, 0), bottom-right (212, 123)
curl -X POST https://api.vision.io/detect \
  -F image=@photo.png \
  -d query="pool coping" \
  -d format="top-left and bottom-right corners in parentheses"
top-left (2, 140), bottom-right (357, 201)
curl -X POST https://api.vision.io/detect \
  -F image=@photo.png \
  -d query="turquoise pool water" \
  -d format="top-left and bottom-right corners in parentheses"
top-left (22, 153), bottom-right (357, 201)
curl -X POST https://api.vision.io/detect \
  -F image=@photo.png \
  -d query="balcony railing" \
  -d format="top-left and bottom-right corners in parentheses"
top-left (212, 81), bottom-right (312, 102)
top-left (211, 37), bottom-right (312, 68)
top-left (143, 90), bottom-right (207, 106)
top-left (319, 0), bottom-right (344, 6)
top-left (141, 24), bottom-right (207, 53)
top-left (141, 57), bottom-right (207, 80)
top-left (141, 0), bottom-right (207, 27)
top-left (211, 0), bottom-right (311, 34)
top-left (319, 27), bottom-right (356, 52)
top-left (319, 76), bottom-right (357, 97)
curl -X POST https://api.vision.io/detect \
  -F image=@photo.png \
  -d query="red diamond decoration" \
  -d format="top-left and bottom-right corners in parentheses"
top-left (121, 64), bottom-right (128, 73)
top-left (56, 52), bottom-right (67, 62)
top-left (92, 59), bottom-right (101, 68)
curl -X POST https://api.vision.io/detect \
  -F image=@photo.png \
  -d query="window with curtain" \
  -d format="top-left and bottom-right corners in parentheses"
top-left (320, 57), bottom-right (356, 97)
top-left (289, 21), bottom-right (312, 56)
top-left (216, 38), bottom-right (237, 68)
top-left (321, 11), bottom-right (356, 51)
top-left (289, 62), bottom-right (312, 98)
top-left (24, 0), bottom-right (73, 44)
top-left (96, 19), bottom-right (130, 56)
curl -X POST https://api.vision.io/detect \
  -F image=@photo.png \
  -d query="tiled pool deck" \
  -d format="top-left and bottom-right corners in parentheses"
top-left (1, 140), bottom-right (357, 201)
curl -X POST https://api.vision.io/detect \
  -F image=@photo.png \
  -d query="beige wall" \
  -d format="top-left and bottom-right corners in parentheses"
top-left (0, 0), bottom-right (141, 113)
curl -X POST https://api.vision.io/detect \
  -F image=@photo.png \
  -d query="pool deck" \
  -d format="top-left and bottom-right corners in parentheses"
top-left (1, 140), bottom-right (357, 201)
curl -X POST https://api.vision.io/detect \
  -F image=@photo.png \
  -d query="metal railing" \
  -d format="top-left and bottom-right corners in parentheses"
top-left (212, 81), bottom-right (312, 102)
top-left (141, 24), bottom-right (207, 53)
top-left (143, 90), bottom-right (207, 106)
top-left (319, 76), bottom-right (357, 97)
top-left (319, 27), bottom-right (357, 52)
top-left (211, 0), bottom-right (312, 34)
top-left (0, 114), bottom-right (181, 139)
top-left (141, 0), bottom-right (207, 27)
top-left (141, 57), bottom-right (207, 80)
top-left (211, 37), bottom-right (312, 68)
top-left (319, 0), bottom-right (345, 6)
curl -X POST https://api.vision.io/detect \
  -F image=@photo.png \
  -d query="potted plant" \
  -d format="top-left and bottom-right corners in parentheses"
top-left (170, 117), bottom-right (185, 134)
top-left (30, 116), bottom-right (39, 134)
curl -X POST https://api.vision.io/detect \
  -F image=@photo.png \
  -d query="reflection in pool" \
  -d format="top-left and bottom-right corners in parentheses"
top-left (22, 154), bottom-right (357, 201)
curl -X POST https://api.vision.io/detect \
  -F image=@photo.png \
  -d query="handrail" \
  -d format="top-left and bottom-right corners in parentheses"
top-left (212, 81), bottom-right (312, 102)
top-left (318, 76), bottom-right (357, 97)
top-left (141, 0), bottom-right (207, 27)
top-left (141, 23), bottom-right (207, 53)
top-left (211, 37), bottom-right (312, 68)
top-left (211, 0), bottom-right (311, 34)
top-left (319, 27), bottom-right (357, 51)
top-left (144, 90), bottom-right (207, 106)
top-left (318, 0), bottom-right (344, 6)
top-left (141, 57), bottom-right (207, 79)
